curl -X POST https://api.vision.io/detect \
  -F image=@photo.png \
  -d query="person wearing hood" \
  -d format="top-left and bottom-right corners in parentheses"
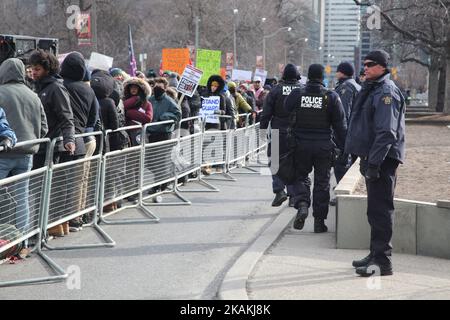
top-left (123, 77), bottom-right (153, 146)
top-left (284, 64), bottom-right (347, 234)
top-left (168, 72), bottom-right (179, 88)
top-left (0, 58), bottom-right (47, 241)
top-left (345, 50), bottom-right (405, 277)
top-left (202, 75), bottom-right (232, 131)
top-left (60, 52), bottom-right (99, 230)
top-left (260, 63), bottom-right (305, 208)
top-left (228, 81), bottom-right (253, 128)
top-left (91, 70), bottom-right (129, 211)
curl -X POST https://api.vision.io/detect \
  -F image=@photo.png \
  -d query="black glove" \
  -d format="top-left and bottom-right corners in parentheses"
top-left (0, 137), bottom-right (13, 152)
top-left (365, 164), bottom-right (380, 182)
top-left (359, 158), bottom-right (368, 176)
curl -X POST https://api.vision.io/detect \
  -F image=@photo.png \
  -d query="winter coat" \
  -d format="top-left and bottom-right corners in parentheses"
top-left (123, 78), bottom-right (153, 127)
top-left (202, 75), bottom-right (234, 130)
top-left (0, 58), bottom-right (48, 155)
top-left (147, 93), bottom-right (181, 134)
top-left (91, 71), bottom-right (129, 151)
top-left (0, 107), bottom-right (17, 146)
top-left (34, 74), bottom-right (75, 154)
top-left (61, 52), bottom-right (98, 156)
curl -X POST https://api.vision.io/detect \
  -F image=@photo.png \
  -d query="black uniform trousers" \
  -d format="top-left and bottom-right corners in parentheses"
top-left (365, 157), bottom-right (399, 262)
top-left (291, 140), bottom-right (333, 219)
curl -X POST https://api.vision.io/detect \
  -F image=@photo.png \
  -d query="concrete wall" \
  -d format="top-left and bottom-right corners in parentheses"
top-left (335, 160), bottom-right (450, 260)
top-left (336, 194), bottom-right (450, 260)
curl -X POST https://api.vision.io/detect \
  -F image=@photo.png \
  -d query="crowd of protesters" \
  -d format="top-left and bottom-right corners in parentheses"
top-left (0, 49), bottom-right (270, 261)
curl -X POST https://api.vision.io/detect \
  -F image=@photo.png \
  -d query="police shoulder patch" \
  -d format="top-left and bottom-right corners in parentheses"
top-left (382, 95), bottom-right (392, 105)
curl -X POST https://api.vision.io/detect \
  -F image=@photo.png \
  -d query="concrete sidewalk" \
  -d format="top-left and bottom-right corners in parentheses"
top-left (220, 203), bottom-right (450, 300)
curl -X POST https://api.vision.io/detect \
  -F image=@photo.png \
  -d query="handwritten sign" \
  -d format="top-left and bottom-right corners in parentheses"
top-left (162, 48), bottom-right (191, 76)
top-left (197, 49), bottom-right (222, 86)
top-left (200, 96), bottom-right (220, 124)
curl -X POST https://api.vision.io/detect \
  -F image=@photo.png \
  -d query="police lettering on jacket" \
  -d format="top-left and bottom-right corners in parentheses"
top-left (282, 85), bottom-right (301, 96)
top-left (300, 95), bottom-right (324, 109)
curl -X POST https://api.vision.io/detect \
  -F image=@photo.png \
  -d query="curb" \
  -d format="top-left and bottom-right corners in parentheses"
top-left (218, 206), bottom-right (293, 300)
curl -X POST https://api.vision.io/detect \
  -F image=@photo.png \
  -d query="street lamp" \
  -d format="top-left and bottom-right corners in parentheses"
top-left (263, 26), bottom-right (292, 70)
top-left (233, 9), bottom-right (239, 67)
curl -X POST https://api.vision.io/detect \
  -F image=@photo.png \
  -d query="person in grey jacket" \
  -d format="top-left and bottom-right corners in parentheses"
top-left (0, 58), bottom-right (47, 237)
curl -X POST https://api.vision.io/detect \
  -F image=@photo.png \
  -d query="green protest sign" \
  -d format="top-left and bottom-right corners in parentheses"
top-left (196, 49), bottom-right (222, 86)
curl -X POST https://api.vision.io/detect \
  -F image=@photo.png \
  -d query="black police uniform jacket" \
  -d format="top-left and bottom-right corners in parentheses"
top-left (260, 79), bottom-right (303, 132)
top-left (283, 80), bottom-right (347, 150)
top-left (344, 73), bottom-right (405, 167)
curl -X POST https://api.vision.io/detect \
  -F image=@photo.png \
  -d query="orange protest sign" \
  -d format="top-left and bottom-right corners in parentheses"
top-left (162, 48), bottom-right (191, 76)
top-left (220, 68), bottom-right (227, 80)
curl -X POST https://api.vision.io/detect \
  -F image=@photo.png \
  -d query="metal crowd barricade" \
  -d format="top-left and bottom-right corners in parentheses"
top-left (201, 115), bottom-right (236, 182)
top-left (0, 139), bottom-right (67, 287)
top-left (141, 121), bottom-right (191, 206)
top-left (43, 132), bottom-right (115, 250)
top-left (99, 125), bottom-right (159, 224)
top-left (228, 114), bottom-right (251, 171)
top-left (176, 116), bottom-right (220, 193)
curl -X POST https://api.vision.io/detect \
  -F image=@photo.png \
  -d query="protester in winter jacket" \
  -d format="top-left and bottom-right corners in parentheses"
top-left (202, 75), bottom-right (232, 131)
top-left (29, 49), bottom-right (75, 168)
top-left (60, 52), bottom-right (98, 158)
top-left (253, 76), bottom-right (267, 111)
top-left (228, 81), bottom-right (253, 127)
top-left (0, 58), bottom-right (47, 239)
top-left (123, 77), bottom-right (153, 145)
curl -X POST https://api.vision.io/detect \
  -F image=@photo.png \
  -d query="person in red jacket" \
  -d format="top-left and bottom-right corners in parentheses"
top-left (123, 77), bottom-right (153, 145)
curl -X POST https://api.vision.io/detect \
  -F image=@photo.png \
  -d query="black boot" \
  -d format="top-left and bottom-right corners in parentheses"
top-left (352, 253), bottom-right (373, 268)
top-left (293, 202), bottom-right (309, 230)
top-left (314, 218), bottom-right (328, 233)
top-left (272, 190), bottom-right (288, 207)
top-left (355, 257), bottom-right (393, 277)
top-left (288, 197), bottom-right (295, 208)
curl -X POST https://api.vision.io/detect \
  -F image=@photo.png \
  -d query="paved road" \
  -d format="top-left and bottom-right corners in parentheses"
top-left (0, 168), bottom-right (285, 300)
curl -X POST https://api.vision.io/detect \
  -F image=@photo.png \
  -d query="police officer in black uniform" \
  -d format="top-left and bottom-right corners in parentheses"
top-left (284, 64), bottom-right (347, 233)
top-left (345, 50), bottom-right (405, 277)
top-left (261, 64), bottom-right (307, 207)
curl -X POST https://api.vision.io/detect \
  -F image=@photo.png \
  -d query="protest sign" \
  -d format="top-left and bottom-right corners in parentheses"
top-left (176, 65), bottom-right (203, 97)
top-left (88, 52), bottom-right (113, 71)
top-left (231, 69), bottom-right (253, 81)
top-left (196, 49), bottom-right (221, 86)
top-left (162, 48), bottom-right (191, 76)
top-left (200, 96), bottom-right (220, 124)
top-left (254, 68), bottom-right (268, 84)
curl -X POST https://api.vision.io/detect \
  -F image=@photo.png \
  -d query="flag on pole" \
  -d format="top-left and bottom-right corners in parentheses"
top-left (128, 24), bottom-right (137, 77)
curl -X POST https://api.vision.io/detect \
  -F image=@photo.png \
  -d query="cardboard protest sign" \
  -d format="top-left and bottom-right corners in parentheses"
top-left (88, 52), bottom-right (113, 71)
top-left (231, 69), bottom-right (253, 81)
top-left (176, 65), bottom-right (204, 97)
top-left (162, 48), bottom-right (191, 76)
top-left (254, 68), bottom-right (268, 85)
top-left (196, 49), bottom-right (222, 86)
top-left (200, 96), bottom-right (221, 124)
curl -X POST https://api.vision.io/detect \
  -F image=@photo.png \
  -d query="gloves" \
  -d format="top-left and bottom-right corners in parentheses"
top-left (365, 164), bottom-right (380, 182)
top-left (0, 137), bottom-right (13, 152)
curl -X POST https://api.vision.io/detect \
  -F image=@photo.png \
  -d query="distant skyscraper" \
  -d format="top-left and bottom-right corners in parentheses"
top-left (323, 0), bottom-right (360, 74)
top-left (359, 5), bottom-right (373, 75)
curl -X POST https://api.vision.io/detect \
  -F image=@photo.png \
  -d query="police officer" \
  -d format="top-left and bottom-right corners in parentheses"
top-left (284, 64), bottom-right (347, 233)
top-left (330, 62), bottom-right (362, 206)
top-left (345, 50), bottom-right (405, 277)
top-left (261, 63), bottom-right (306, 207)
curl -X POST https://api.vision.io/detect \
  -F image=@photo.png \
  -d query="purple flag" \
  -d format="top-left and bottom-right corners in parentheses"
top-left (128, 24), bottom-right (137, 77)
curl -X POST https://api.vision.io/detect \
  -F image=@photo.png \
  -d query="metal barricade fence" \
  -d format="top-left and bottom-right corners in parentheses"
top-left (141, 121), bottom-right (191, 206)
top-left (99, 125), bottom-right (159, 224)
top-left (43, 132), bottom-right (114, 250)
top-left (175, 117), bottom-right (220, 193)
top-left (0, 139), bottom-right (67, 287)
top-left (201, 115), bottom-right (236, 182)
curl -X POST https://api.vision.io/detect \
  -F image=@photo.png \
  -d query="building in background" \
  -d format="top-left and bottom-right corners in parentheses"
top-left (323, 0), bottom-right (360, 86)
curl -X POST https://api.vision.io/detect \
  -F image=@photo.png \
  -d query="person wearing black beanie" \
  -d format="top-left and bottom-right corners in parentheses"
top-left (330, 61), bottom-right (361, 206)
top-left (345, 49), bottom-right (405, 277)
top-left (283, 63), bottom-right (347, 234)
top-left (260, 63), bottom-right (308, 208)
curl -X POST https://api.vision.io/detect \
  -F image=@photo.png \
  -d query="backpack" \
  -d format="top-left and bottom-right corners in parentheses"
top-left (0, 224), bottom-right (23, 260)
